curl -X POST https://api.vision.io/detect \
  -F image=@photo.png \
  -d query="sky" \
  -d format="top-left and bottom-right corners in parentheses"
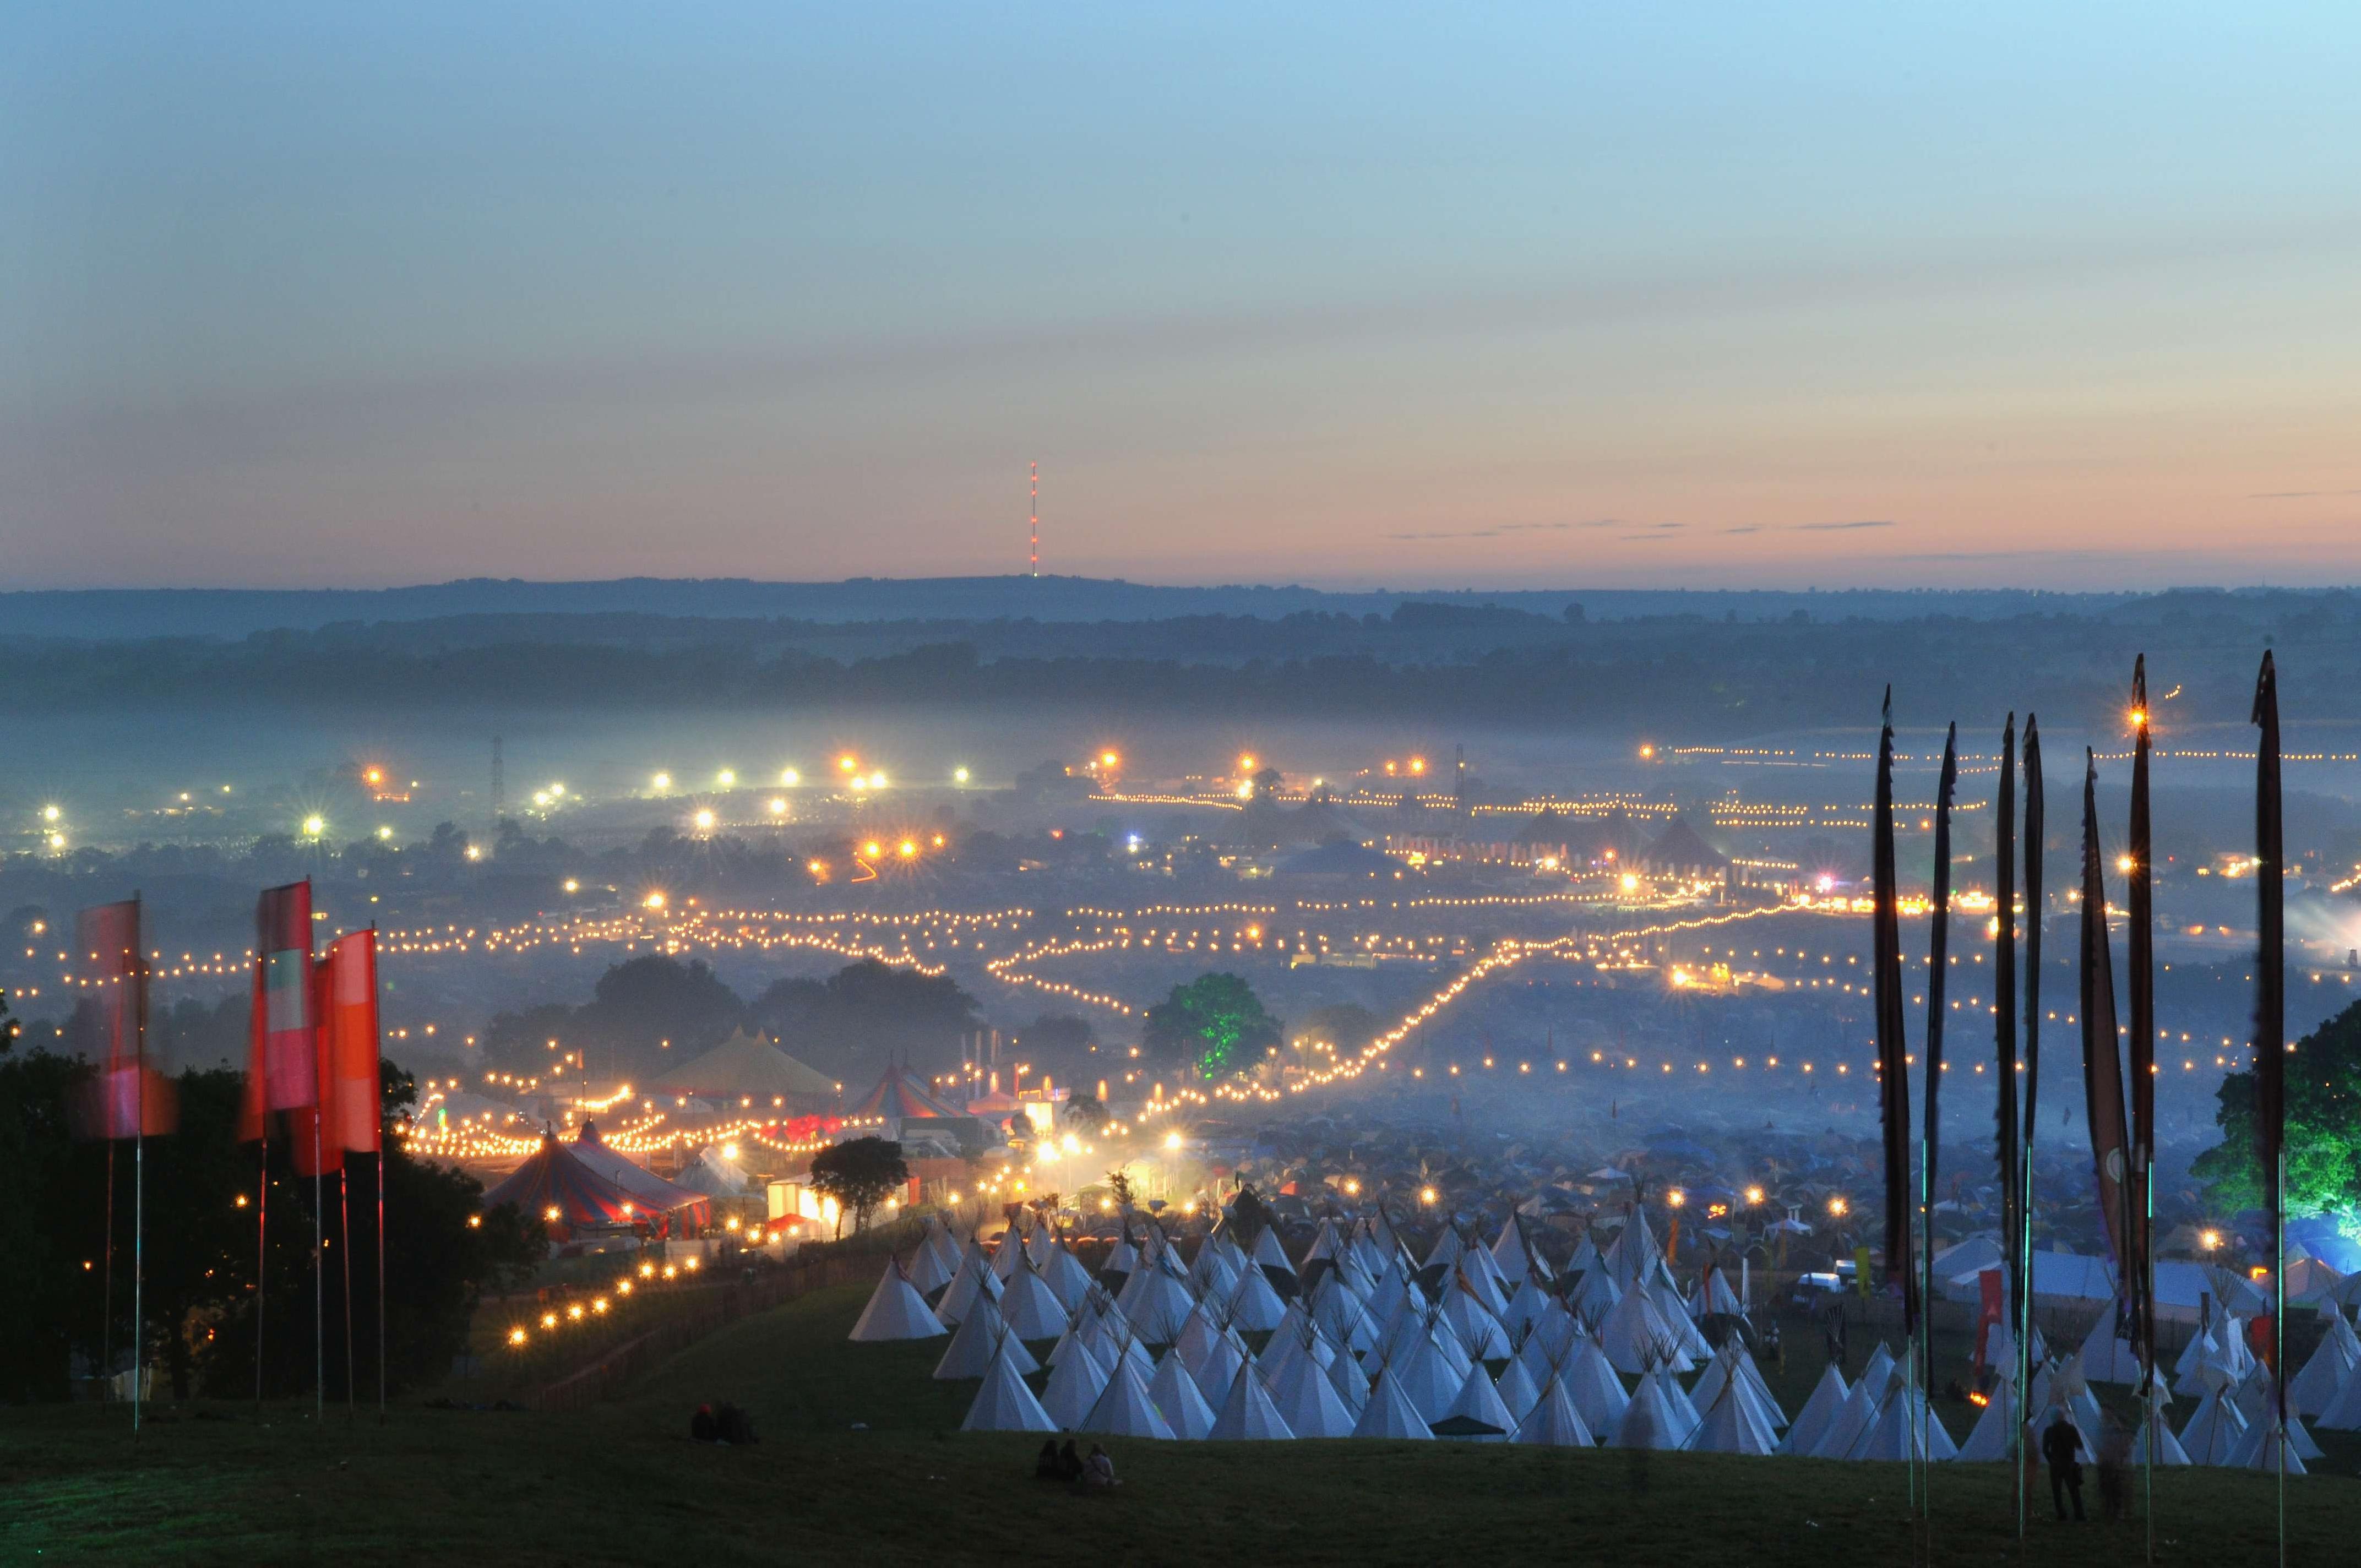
top-left (6, 4), bottom-right (2361, 591)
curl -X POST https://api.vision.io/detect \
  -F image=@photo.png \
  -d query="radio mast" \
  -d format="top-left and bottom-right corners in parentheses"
top-left (1029, 461), bottom-right (1039, 578)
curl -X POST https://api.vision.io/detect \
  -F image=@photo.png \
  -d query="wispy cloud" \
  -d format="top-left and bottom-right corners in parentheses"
top-left (1793, 519), bottom-right (1896, 532)
top-left (1385, 519), bottom-right (1613, 541)
top-left (2250, 489), bottom-right (2361, 500)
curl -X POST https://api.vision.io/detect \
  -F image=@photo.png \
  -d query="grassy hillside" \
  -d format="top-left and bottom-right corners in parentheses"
top-left (1, 1281), bottom-right (2350, 1567)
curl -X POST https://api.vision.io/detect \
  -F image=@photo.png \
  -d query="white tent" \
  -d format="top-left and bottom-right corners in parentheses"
top-left (1686, 1373), bottom-right (1777, 1455)
top-left (1312, 1274), bottom-right (1379, 1354)
top-left (1612, 1370), bottom-right (1684, 1450)
top-left (2314, 1355), bottom-right (2361, 1430)
top-left (1435, 1360), bottom-right (1516, 1440)
top-left (848, 1259), bottom-right (950, 1342)
top-left (2130, 1383), bottom-right (2191, 1466)
top-left (1856, 1342), bottom-right (1896, 1396)
top-left (1209, 1364), bottom-right (1296, 1441)
top-left (1045, 1240), bottom-right (1097, 1313)
top-left (1848, 1379), bottom-right (1956, 1462)
top-left (2288, 1314), bottom-right (2359, 1416)
top-left (1561, 1336), bottom-right (1632, 1437)
top-left (1148, 1349), bottom-right (1218, 1440)
top-left (990, 1227), bottom-right (1026, 1282)
top-left (1650, 1365), bottom-right (1700, 1445)
top-left (999, 1256), bottom-right (1073, 1341)
top-left (2178, 1383), bottom-right (2247, 1464)
top-left (1810, 1373), bottom-right (1884, 1459)
top-left (1326, 1342), bottom-right (1372, 1415)
top-left (1174, 1302), bottom-right (1228, 1380)
top-left (1252, 1224), bottom-right (1294, 1277)
top-left (1500, 1276), bottom-right (1552, 1340)
top-left (904, 1234), bottom-right (956, 1297)
top-left (1080, 1353), bottom-right (1179, 1440)
top-left (959, 1339), bottom-right (1058, 1433)
top-left (1512, 1374), bottom-right (1596, 1447)
top-left (1780, 1364), bottom-right (1849, 1457)
top-left (1122, 1262), bottom-right (1200, 1344)
top-left (1492, 1215), bottom-right (1551, 1282)
top-left (1269, 1347), bottom-right (1359, 1438)
top-left (1351, 1364), bottom-right (1433, 1440)
top-left (1426, 1223), bottom-right (1467, 1274)
top-left (935, 1243), bottom-right (997, 1326)
top-left (1389, 1331), bottom-right (1465, 1422)
top-left (1493, 1352), bottom-right (1541, 1425)
top-left (1228, 1262), bottom-right (1289, 1333)
top-left (2226, 1415), bottom-right (2310, 1475)
top-left (1596, 1283), bottom-right (1684, 1375)
top-left (933, 1305), bottom-right (1037, 1380)
top-left (1192, 1332), bottom-right (1247, 1409)
top-left (1039, 1336), bottom-right (1112, 1429)
top-left (1442, 1283), bottom-right (1511, 1360)
top-left (2076, 1311), bottom-right (2147, 1386)
top-left (1954, 1381), bottom-right (2018, 1462)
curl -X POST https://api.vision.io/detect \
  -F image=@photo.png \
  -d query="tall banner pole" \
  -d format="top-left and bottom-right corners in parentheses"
top-left (2125, 658), bottom-right (2157, 1564)
top-left (132, 892), bottom-right (148, 1438)
top-left (378, 1150), bottom-right (388, 1423)
top-left (1923, 725), bottom-right (1956, 1523)
top-left (340, 1168), bottom-right (355, 1419)
top-left (256, 1129), bottom-right (268, 1406)
top-left (313, 1099), bottom-right (325, 1422)
top-left (2250, 654), bottom-right (2284, 1568)
top-left (2017, 714), bottom-right (2046, 1547)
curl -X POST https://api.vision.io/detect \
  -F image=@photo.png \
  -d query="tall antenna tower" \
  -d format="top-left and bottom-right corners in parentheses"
top-left (1029, 461), bottom-right (1039, 578)
top-left (491, 734), bottom-right (505, 824)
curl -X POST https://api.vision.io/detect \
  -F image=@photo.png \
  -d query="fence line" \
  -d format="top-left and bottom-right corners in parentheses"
top-left (533, 1251), bottom-right (873, 1412)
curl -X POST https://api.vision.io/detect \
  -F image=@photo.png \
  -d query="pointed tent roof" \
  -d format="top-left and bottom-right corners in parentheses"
top-left (1269, 1348), bottom-right (1358, 1438)
top-left (1350, 1365), bottom-right (1433, 1440)
top-left (959, 1340), bottom-right (1057, 1433)
top-left (1147, 1349), bottom-right (1218, 1440)
top-left (848, 1062), bottom-right (962, 1121)
top-left (567, 1123), bottom-right (713, 1217)
top-left (1955, 1380), bottom-right (2019, 1462)
top-left (1686, 1374), bottom-right (1777, 1455)
top-left (1612, 1373), bottom-right (1684, 1449)
top-left (1560, 1337), bottom-right (1631, 1436)
top-left (2228, 1415), bottom-right (2309, 1473)
top-left (2130, 1384), bottom-right (2192, 1466)
top-left (935, 1242), bottom-right (997, 1326)
top-left (1638, 815), bottom-right (1729, 874)
top-left (480, 1132), bottom-right (654, 1230)
top-left (2177, 1385), bottom-right (2246, 1463)
top-left (848, 1258), bottom-right (949, 1342)
top-left (1039, 1335), bottom-right (1111, 1429)
top-left (998, 1255), bottom-right (1073, 1341)
top-left (647, 1027), bottom-right (838, 1099)
top-left (1493, 1352), bottom-right (1542, 1425)
top-left (1207, 1365), bottom-right (1294, 1441)
top-left (1513, 1374), bottom-right (1596, 1447)
top-left (904, 1236), bottom-right (955, 1297)
top-left (1081, 1353), bottom-right (1179, 1440)
top-left (1435, 1360), bottom-right (1516, 1440)
top-left (1781, 1364), bottom-right (1851, 1456)
top-left (933, 1300), bottom-right (1037, 1380)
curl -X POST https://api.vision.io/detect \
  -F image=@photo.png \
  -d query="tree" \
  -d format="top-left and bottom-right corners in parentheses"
top-left (808, 1137), bottom-right (909, 1237)
top-left (2193, 999), bottom-right (2361, 1229)
top-left (1143, 973), bottom-right (1280, 1076)
top-left (1064, 1093), bottom-right (1109, 1135)
top-left (748, 960), bottom-right (978, 1075)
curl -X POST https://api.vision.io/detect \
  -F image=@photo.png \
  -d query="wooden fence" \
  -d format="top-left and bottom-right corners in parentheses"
top-left (533, 1250), bottom-right (875, 1412)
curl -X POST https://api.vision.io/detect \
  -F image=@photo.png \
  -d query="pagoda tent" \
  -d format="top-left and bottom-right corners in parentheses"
top-left (648, 1029), bottom-right (839, 1105)
top-left (960, 1340), bottom-right (1057, 1433)
top-left (904, 1234), bottom-right (956, 1297)
top-left (1082, 1355), bottom-right (1178, 1440)
top-left (2177, 1385), bottom-right (2247, 1464)
top-left (999, 1255), bottom-right (1072, 1341)
top-left (1269, 1347), bottom-right (1358, 1438)
top-left (1493, 1352), bottom-right (1542, 1425)
top-left (1560, 1337), bottom-right (1631, 1437)
top-left (849, 1063), bottom-right (962, 1123)
top-left (566, 1123), bottom-right (712, 1228)
top-left (1349, 1363), bottom-right (1433, 1440)
top-left (1147, 1350), bottom-right (1218, 1440)
top-left (1780, 1364), bottom-right (1851, 1456)
top-left (1228, 1262), bottom-right (1288, 1333)
top-left (1686, 1374), bottom-right (1777, 1455)
top-left (1209, 1369), bottom-right (1303, 1435)
top-left (848, 1259), bottom-right (949, 1342)
top-left (480, 1133), bottom-right (654, 1238)
top-left (1434, 1360), bottom-right (1516, 1441)
top-left (1038, 1336), bottom-right (1112, 1429)
top-left (1513, 1375), bottom-right (1596, 1447)
top-left (1955, 1381), bottom-right (2019, 1462)
top-left (934, 1300), bottom-right (1037, 1380)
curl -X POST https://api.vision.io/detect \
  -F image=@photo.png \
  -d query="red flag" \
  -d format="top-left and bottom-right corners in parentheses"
top-left (2079, 752), bottom-right (2134, 1284)
top-left (72, 899), bottom-right (175, 1139)
top-left (1872, 690), bottom-right (1917, 1330)
top-left (291, 960), bottom-right (343, 1176)
top-left (324, 931), bottom-right (381, 1153)
top-left (1974, 1267), bottom-right (2004, 1370)
top-left (241, 881), bottom-right (317, 1141)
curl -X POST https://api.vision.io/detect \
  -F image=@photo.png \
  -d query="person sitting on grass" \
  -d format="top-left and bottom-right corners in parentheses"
top-left (1082, 1445), bottom-right (1117, 1489)
top-left (1035, 1441), bottom-right (1061, 1480)
top-left (1056, 1440), bottom-right (1083, 1482)
top-left (690, 1404), bottom-right (719, 1442)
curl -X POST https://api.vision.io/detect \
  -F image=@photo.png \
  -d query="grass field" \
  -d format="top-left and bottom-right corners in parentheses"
top-left (3, 1281), bottom-right (2353, 1567)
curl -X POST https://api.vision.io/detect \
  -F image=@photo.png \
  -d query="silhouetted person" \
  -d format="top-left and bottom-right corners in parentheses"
top-left (1056, 1439), bottom-right (1082, 1482)
top-left (2097, 1418), bottom-right (2132, 1521)
top-left (1034, 1440), bottom-right (1060, 1480)
top-left (1083, 1443), bottom-right (1117, 1488)
top-left (2042, 1412), bottom-right (2085, 1521)
top-left (689, 1403), bottom-right (719, 1442)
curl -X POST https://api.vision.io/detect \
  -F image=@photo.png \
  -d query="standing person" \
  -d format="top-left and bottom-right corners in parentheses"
top-left (2041, 1411), bottom-right (2086, 1522)
top-left (2096, 1417), bottom-right (2132, 1522)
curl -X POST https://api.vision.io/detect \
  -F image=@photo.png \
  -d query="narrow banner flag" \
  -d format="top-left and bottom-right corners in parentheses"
top-left (2251, 651), bottom-right (2286, 1423)
top-left (1993, 715), bottom-right (2020, 1308)
top-left (242, 880), bottom-right (317, 1140)
top-left (2079, 751), bottom-right (2134, 1287)
top-left (1872, 689), bottom-right (1916, 1329)
top-left (2126, 657), bottom-right (2157, 1369)
top-left (324, 931), bottom-right (382, 1153)
top-left (72, 899), bottom-right (175, 1139)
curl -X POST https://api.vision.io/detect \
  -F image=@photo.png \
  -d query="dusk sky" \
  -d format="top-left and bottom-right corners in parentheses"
top-left (9, 4), bottom-right (2360, 591)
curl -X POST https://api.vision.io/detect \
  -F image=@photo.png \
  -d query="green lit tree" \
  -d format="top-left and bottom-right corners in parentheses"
top-left (2192, 999), bottom-right (2361, 1229)
top-left (1143, 973), bottom-right (1280, 1077)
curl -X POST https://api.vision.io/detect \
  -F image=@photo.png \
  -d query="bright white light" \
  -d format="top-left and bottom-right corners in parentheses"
top-left (42, 804), bottom-right (61, 823)
top-left (651, 772), bottom-right (672, 791)
top-left (768, 797), bottom-right (787, 815)
top-left (953, 766), bottom-right (970, 785)
top-left (694, 809), bottom-right (715, 830)
top-left (780, 768), bottom-right (800, 786)
top-left (717, 769), bottom-right (735, 787)
top-left (303, 814), bottom-right (326, 837)
top-left (376, 826), bottom-right (393, 840)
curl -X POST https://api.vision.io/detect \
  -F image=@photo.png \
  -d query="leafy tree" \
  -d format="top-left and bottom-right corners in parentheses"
top-left (1292, 1003), bottom-right (1380, 1057)
top-left (1143, 973), bottom-right (1280, 1076)
top-left (1064, 1093), bottom-right (1109, 1135)
top-left (749, 960), bottom-right (978, 1075)
top-left (808, 1136), bottom-right (909, 1237)
top-left (2193, 999), bottom-right (2361, 1228)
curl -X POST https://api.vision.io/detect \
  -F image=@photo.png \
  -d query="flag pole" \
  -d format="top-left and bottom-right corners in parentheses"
top-left (102, 1131), bottom-right (116, 1415)
top-left (256, 1126), bottom-right (268, 1406)
top-left (313, 1105), bottom-right (324, 1423)
top-left (2016, 713), bottom-right (2046, 1549)
top-left (377, 1147), bottom-right (387, 1423)
top-left (132, 893), bottom-right (148, 1438)
top-left (340, 1167), bottom-right (354, 1420)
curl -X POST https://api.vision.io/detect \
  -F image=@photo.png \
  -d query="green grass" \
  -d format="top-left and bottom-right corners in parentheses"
top-left (2, 1282), bottom-right (2354, 1567)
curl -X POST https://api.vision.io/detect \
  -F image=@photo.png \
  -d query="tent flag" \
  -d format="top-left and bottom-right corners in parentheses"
top-left (1993, 716), bottom-right (2019, 1312)
top-left (2126, 657), bottom-right (2157, 1374)
top-left (242, 880), bottom-right (318, 1139)
top-left (2078, 751), bottom-right (2134, 1287)
top-left (1923, 728), bottom-right (1957, 1248)
top-left (1872, 689), bottom-right (1916, 1329)
top-left (2251, 651), bottom-right (2286, 1427)
top-left (2015, 712), bottom-right (2045, 1531)
top-left (291, 960), bottom-right (343, 1177)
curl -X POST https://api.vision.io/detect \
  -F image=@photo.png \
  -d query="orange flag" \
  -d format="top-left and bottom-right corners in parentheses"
top-left (324, 931), bottom-right (382, 1155)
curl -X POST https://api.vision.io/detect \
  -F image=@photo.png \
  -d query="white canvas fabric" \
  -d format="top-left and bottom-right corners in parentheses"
top-left (1849, 1380), bottom-right (1956, 1462)
top-left (849, 1259), bottom-right (950, 1342)
top-left (1436, 1360), bottom-right (1517, 1440)
top-left (2076, 1313), bottom-right (2146, 1385)
top-left (2226, 1415), bottom-right (2310, 1474)
top-left (1780, 1364), bottom-right (1850, 1457)
top-left (904, 1236), bottom-right (956, 1297)
top-left (1596, 1282), bottom-right (1683, 1375)
top-left (1326, 1341), bottom-right (1372, 1414)
top-left (1193, 1332), bottom-right (1247, 1408)
top-left (935, 1242), bottom-right (997, 1326)
top-left (1228, 1263), bottom-right (1288, 1334)
top-left (1954, 1381), bottom-right (2017, 1462)
top-left (990, 1228), bottom-right (1026, 1282)
top-left (1686, 1374), bottom-right (1777, 1455)
top-left (1350, 1364), bottom-right (1433, 1440)
top-left (1811, 1374), bottom-right (1883, 1458)
top-left (1039, 1335), bottom-right (1112, 1429)
top-left (1209, 1364), bottom-right (1296, 1441)
top-left (933, 1305), bottom-right (1037, 1380)
top-left (1500, 1276), bottom-right (1552, 1340)
top-left (1493, 1352), bottom-right (1541, 1425)
top-left (923, 1213), bottom-right (961, 1279)
top-left (2314, 1355), bottom-right (2361, 1430)
top-left (1080, 1353), bottom-right (1178, 1440)
top-left (1512, 1374), bottom-right (1595, 1447)
top-left (1045, 1240), bottom-right (1097, 1313)
top-left (1269, 1348), bottom-right (1359, 1438)
top-left (2130, 1384), bottom-right (2192, 1466)
top-left (999, 1257), bottom-right (1073, 1341)
top-left (2288, 1324), bottom-right (2358, 1417)
top-left (959, 1339), bottom-right (1058, 1433)
top-left (1443, 1283), bottom-right (1511, 1360)
top-left (1612, 1371), bottom-right (1683, 1450)
top-left (1312, 1274), bottom-right (1379, 1354)
top-left (1123, 1266), bottom-right (1199, 1344)
top-left (2177, 1384), bottom-right (2247, 1464)
top-left (1148, 1349), bottom-right (1217, 1440)
top-left (1561, 1336), bottom-right (1631, 1436)
top-left (1389, 1332), bottom-right (1464, 1422)
top-left (1252, 1224), bottom-right (1294, 1277)
top-left (1425, 1223), bottom-right (1467, 1275)
top-left (1650, 1365), bottom-right (1700, 1444)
